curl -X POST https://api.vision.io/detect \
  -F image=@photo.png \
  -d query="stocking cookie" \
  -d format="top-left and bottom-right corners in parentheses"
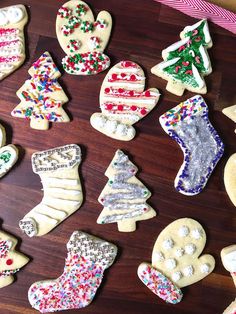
top-left (0, 229), bottom-right (29, 288)
top-left (224, 154), bottom-right (236, 207)
top-left (0, 5), bottom-right (28, 81)
top-left (151, 19), bottom-right (212, 96)
top-left (97, 150), bottom-right (156, 232)
top-left (138, 218), bottom-right (215, 304)
top-left (19, 144), bottom-right (83, 237)
top-left (221, 245), bottom-right (236, 314)
top-left (159, 95), bottom-right (224, 195)
top-left (90, 61), bottom-right (160, 141)
top-left (56, 0), bottom-right (112, 75)
top-left (11, 52), bottom-right (70, 130)
top-left (222, 105), bottom-right (236, 133)
top-left (0, 123), bottom-right (18, 178)
top-left (28, 230), bottom-right (117, 312)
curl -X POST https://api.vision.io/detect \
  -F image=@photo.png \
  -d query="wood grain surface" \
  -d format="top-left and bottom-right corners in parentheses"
top-left (0, 1), bottom-right (236, 313)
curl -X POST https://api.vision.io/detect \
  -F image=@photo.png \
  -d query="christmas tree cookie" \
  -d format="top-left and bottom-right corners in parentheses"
top-left (222, 105), bottom-right (236, 133)
top-left (56, 0), bottom-right (112, 75)
top-left (0, 5), bottom-right (28, 80)
top-left (28, 230), bottom-right (117, 312)
top-left (11, 52), bottom-right (70, 130)
top-left (159, 95), bottom-right (224, 195)
top-left (97, 150), bottom-right (156, 232)
top-left (0, 228), bottom-right (29, 288)
top-left (90, 61), bottom-right (160, 141)
top-left (138, 218), bottom-right (215, 304)
top-left (224, 154), bottom-right (236, 207)
top-left (151, 19), bottom-right (212, 96)
top-left (19, 144), bottom-right (83, 237)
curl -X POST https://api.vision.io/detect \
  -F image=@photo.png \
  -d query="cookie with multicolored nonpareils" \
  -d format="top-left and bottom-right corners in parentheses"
top-left (151, 19), bottom-right (212, 96)
top-left (138, 218), bottom-right (215, 304)
top-left (56, 0), bottom-right (112, 75)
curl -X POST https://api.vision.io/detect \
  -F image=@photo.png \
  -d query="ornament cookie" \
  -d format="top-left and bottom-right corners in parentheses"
top-left (138, 218), bottom-right (215, 304)
top-left (56, 0), bottom-right (112, 75)
top-left (151, 19), bottom-right (212, 96)
top-left (0, 229), bottom-right (29, 288)
top-left (11, 52), bottom-right (70, 130)
top-left (28, 230), bottom-right (117, 312)
top-left (90, 61), bottom-right (160, 141)
top-left (19, 144), bottom-right (83, 237)
top-left (224, 154), bottom-right (236, 207)
top-left (159, 95), bottom-right (224, 195)
top-left (97, 150), bottom-right (156, 232)
top-left (0, 123), bottom-right (18, 178)
top-left (222, 105), bottom-right (236, 133)
top-left (0, 5), bottom-right (28, 81)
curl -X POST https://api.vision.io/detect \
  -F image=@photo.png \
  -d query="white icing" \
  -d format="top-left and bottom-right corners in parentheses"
top-left (7, 7), bottom-right (24, 24)
top-left (162, 238), bottom-right (174, 250)
top-left (105, 113), bottom-right (140, 123)
top-left (185, 243), bottom-right (196, 255)
top-left (154, 251), bottom-right (165, 262)
top-left (0, 11), bottom-right (8, 26)
top-left (189, 50), bottom-right (195, 57)
top-left (103, 96), bottom-right (157, 105)
top-left (109, 74), bottom-right (144, 81)
top-left (192, 64), bottom-right (204, 89)
top-left (35, 204), bottom-right (67, 219)
top-left (105, 119), bottom-right (117, 133)
top-left (165, 258), bottom-right (177, 270)
top-left (126, 127), bottom-right (135, 138)
top-left (183, 265), bottom-right (194, 277)
top-left (172, 271), bottom-right (182, 282)
top-left (108, 82), bottom-right (144, 89)
top-left (203, 21), bottom-right (211, 44)
top-left (223, 251), bottom-right (236, 272)
top-left (200, 263), bottom-right (210, 274)
top-left (43, 178), bottom-right (79, 186)
top-left (47, 187), bottom-right (81, 196)
top-left (199, 45), bottom-right (210, 70)
top-left (175, 248), bottom-right (185, 258)
top-left (183, 20), bottom-right (203, 33)
top-left (116, 124), bottom-right (128, 136)
top-left (178, 225), bottom-right (190, 237)
top-left (191, 228), bottom-right (203, 240)
top-left (165, 37), bottom-right (190, 54)
top-left (44, 196), bottom-right (81, 208)
top-left (157, 57), bottom-right (180, 70)
top-left (93, 115), bottom-right (107, 128)
top-left (115, 67), bottom-right (139, 73)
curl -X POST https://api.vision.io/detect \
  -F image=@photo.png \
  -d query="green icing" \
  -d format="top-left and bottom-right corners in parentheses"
top-left (162, 20), bottom-right (210, 88)
top-left (0, 151), bottom-right (11, 168)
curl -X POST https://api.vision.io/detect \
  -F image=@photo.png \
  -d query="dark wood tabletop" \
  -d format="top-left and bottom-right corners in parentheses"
top-left (0, 0), bottom-right (236, 313)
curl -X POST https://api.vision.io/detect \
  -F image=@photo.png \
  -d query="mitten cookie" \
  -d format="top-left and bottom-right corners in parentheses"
top-left (56, 0), bottom-right (112, 75)
top-left (90, 61), bottom-right (160, 141)
top-left (0, 229), bottom-right (29, 288)
top-left (11, 52), bottom-right (70, 130)
top-left (151, 19), bottom-right (212, 96)
top-left (0, 5), bottom-right (28, 80)
top-left (138, 218), bottom-right (215, 304)
top-left (0, 123), bottom-right (18, 178)
top-left (28, 230), bottom-right (117, 312)
top-left (19, 144), bottom-right (83, 237)
top-left (222, 105), bottom-right (236, 133)
top-left (224, 154), bottom-right (236, 207)
top-left (97, 150), bottom-right (156, 232)
top-left (159, 95), bottom-right (224, 195)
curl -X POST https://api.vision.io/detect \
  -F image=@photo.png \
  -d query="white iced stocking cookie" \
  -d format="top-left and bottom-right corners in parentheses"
top-left (90, 61), bottom-right (160, 141)
top-left (28, 230), bottom-right (117, 312)
top-left (11, 52), bottom-right (70, 130)
top-left (19, 144), bottom-right (83, 237)
top-left (138, 218), bottom-right (215, 304)
top-left (97, 150), bottom-right (156, 232)
top-left (0, 229), bottom-right (29, 288)
top-left (0, 4), bottom-right (28, 81)
top-left (159, 95), bottom-right (224, 195)
top-left (222, 105), bottom-right (236, 133)
top-left (56, 0), bottom-right (112, 75)
top-left (151, 19), bottom-right (212, 96)
top-left (224, 154), bottom-right (236, 207)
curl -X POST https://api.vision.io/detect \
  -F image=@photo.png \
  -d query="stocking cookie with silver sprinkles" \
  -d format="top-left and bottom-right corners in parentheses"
top-left (138, 218), bottom-right (215, 304)
top-left (19, 144), bottom-right (83, 237)
top-left (28, 230), bottom-right (117, 312)
top-left (56, 0), bottom-right (112, 75)
top-left (159, 95), bottom-right (224, 195)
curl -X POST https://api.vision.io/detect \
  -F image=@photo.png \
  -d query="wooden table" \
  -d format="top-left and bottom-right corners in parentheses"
top-left (0, 0), bottom-right (236, 313)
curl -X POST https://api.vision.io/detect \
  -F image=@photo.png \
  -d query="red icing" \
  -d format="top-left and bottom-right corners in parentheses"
top-left (121, 61), bottom-right (136, 68)
top-left (175, 66), bottom-right (181, 73)
top-left (194, 36), bottom-right (202, 42)
top-left (6, 259), bottom-right (13, 266)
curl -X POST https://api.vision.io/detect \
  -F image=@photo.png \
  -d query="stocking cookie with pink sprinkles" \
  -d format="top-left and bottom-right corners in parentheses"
top-left (138, 218), bottom-right (215, 304)
top-left (0, 5), bottom-right (28, 80)
top-left (28, 230), bottom-right (117, 312)
top-left (90, 61), bottom-right (160, 141)
top-left (56, 0), bottom-right (112, 75)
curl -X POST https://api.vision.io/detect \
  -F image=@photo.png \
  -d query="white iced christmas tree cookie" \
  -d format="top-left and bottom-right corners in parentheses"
top-left (0, 229), bottom-right (29, 288)
top-left (90, 61), bottom-right (160, 141)
top-left (224, 154), bottom-right (236, 207)
top-left (0, 4), bottom-right (28, 80)
top-left (222, 105), bottom-right (236, 133)
top-left (138, 218), bottom-right (215, 304)
top-left (11, 52), bottom-right (70, 130)
top-left (151, 19), bottom-right (212, 96)
top-left (97, 150), bottom-right (156, 232)
top-left (56, 0), bottom-right (112, 75)
top-left (19, 144), bottom-right (83, 237)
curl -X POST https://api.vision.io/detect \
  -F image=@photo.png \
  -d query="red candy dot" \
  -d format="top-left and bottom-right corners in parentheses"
top-left (129, 90), bottom-right (134, 96)
top-left (105, 88), bottom-right (110, 93)
top-left (123, 61), bottom-right (134, 67)
top-left (118, 105), bottom-right (124, 111)
top-left (140, 109), bottom-right (147, 115)
top-left (6, 259), bottom-right (13, 265)
top-left (131, 105), bottom-right (137, 111)
top-left (145, 91), bottom-right (151, 97)
top-left (130, 75), bottom-right (136, 81)
top-left (118, 88), bottom-right (124, 93)
top-left (121, 73), bottom-right (126, 78)
top-left (112, 74), bottom-right (117, 80)
top-left (106, 104), bottom-right (113, 110)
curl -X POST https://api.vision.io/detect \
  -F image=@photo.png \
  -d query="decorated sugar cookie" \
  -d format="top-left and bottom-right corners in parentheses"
top-left (19, 144), bottom-right (83, 237)
top-left (151, 19), bottom-right (212, 96)
top-left (0, 229), bottom-right (29, 288)
top-left (138, 218), bottom-right (215, 304)
top-left (97, 150), bottom-right (156, 232)
top-left (222, 105), bottom-right (236, 133)
top-left (159, 95), bottom-right (224, 195)
top-left (0, 123), bottom-right (18, 178)
top-left (0, 4), bottom-right (28, 80)
top-left (224, 154), bottom-right (236, 207)
top-left (90, 61), bottom-right (160, 141)
top-left (11, 52), bottom-right (70, 130)
top-left (56, 0), bottom-right (112, 75)
top-left (28, 230), bottom-right (117, 312)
